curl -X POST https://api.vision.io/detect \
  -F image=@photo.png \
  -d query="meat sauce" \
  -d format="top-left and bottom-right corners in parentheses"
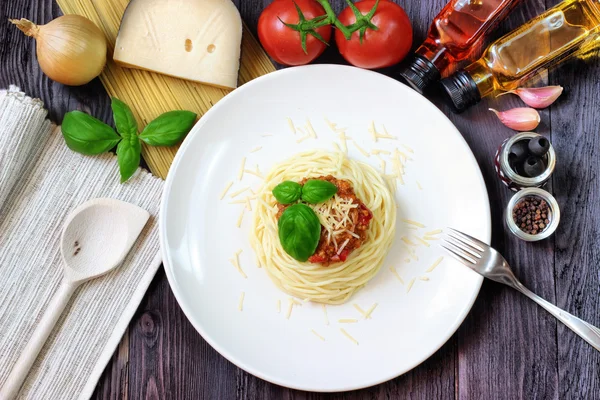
top-left (276, 175), bottom-right (373, 266)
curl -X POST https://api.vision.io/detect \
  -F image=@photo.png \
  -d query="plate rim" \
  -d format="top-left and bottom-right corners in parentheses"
top-left (159, 64), bottom-right (491, 392)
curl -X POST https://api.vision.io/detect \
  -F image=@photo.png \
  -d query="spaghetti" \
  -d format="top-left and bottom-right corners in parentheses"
top-left (250, 150), bottom-right (396, 304)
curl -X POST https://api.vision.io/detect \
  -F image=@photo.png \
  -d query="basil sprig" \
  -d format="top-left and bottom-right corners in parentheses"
top-left (278, 204), bottom-right (321, 262)
top-left (61, 98), bottom-right (197, 183)
top-left (301, 179), bottom-right (338, 204)
top-left (273, 181), bottom-right (302, 204)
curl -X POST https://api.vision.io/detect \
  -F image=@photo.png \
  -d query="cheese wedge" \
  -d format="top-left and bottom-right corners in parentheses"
top-left (113, 0), bottom-right (242, 89)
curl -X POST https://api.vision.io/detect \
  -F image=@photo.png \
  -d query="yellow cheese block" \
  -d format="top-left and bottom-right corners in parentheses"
top-left (113, 0), bottom-right (242, 89)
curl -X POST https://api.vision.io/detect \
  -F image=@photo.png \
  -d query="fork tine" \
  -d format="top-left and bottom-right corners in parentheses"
top-left (441, 240), bottom-right (478, 265)
top-left (445, 235), bottom-right (482, 259)
top-left (447, 228), bottom-right (486, 251)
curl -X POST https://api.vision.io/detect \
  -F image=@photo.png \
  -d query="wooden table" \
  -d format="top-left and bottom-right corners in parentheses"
top-left (2, 0), bottom-right (599, 398)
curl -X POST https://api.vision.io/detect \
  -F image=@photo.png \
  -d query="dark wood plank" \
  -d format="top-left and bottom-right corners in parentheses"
top-left (548, 30), bottom-right (600, 400)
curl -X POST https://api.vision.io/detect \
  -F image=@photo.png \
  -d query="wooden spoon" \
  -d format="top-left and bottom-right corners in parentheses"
top-left (0, 198), bottom-right (150, 399)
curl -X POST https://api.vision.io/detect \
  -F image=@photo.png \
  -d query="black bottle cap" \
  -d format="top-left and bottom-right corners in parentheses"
top-left (398, 55), bottom-right (441, 94)
top-left (439, 71), bottom-right (481, 113)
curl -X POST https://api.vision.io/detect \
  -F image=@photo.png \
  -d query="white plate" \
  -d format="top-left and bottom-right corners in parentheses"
top-left (160, 65), bottom-right (491, 392)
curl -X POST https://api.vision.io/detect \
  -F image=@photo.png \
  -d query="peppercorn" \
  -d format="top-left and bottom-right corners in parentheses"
top-left (512, 196), bottom-right (551, 235)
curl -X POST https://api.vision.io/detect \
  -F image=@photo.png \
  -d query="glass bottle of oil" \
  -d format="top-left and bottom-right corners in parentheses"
top-left (441, 0), bottom-right (600, 112)
top-left (399, 0), bottom-right (522, 93)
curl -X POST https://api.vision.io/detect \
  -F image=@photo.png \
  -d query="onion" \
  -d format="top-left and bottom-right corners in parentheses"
top-left (10, 15), bottom-right (107, 86)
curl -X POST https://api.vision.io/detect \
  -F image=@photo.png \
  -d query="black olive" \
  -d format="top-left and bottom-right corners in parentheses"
top-left (528, 136), bottom-right (550, 157)
top-left (523, 156), bottom-right (546, 177)
top-left (509, 139), bottom-right (529, 168)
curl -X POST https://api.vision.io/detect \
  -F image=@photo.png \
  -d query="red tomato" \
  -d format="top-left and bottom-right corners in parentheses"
top-left (258, 0), bottom-right (332, 66)
top-left (335, 0), bottom-right (413, 69)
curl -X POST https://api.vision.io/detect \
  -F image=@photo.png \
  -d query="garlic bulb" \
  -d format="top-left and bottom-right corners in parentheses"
top-left (489, 108), bottom-right (541, 131)
top-left (10, 16), bottom-right (107, 86)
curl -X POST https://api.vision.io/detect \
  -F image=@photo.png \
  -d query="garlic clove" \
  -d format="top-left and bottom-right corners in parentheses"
top-left (489, 108), bottom-right (541, 131)
top-left (499, 86), bottom-right (563, 109)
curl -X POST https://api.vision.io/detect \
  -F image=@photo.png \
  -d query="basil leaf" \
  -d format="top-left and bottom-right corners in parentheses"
top-left (116, 134), bottom-right (141, 183)
top-left (111, 97), bottom-right (138, 138)
top-left (61, 111), bottom-right (121, 155)
top-left (278, 204), bottom-right (321, 262)
top-left (273, 181), bottom-right (302, 204)
top-left (301, 179), bottom-right (338, 204)
top-left (139, 110), bottom-right (197, 147)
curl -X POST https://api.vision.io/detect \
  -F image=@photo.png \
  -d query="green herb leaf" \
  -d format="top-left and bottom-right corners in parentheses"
top-left (62, 111), bottom-right (121, 155)
top-left (116, 134), bottom-right (141, 183)
top-left (111, 97), bottom-right (138, 138)
top-left (139, 110), bottom-right (197, 147)
top-left (301, 179), bottom-right (338, 204)
top-left (278, 204), bottom-right (321, 262)
top-left (273, 181), bottom-right (302, 204)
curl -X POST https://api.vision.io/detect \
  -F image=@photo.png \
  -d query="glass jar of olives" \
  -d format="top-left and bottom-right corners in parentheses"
top-left (494, 132), bottom-right (556, 191)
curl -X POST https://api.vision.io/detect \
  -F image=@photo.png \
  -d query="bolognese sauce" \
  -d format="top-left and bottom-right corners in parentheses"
top-left (276, 175), bottom-right (372, 265)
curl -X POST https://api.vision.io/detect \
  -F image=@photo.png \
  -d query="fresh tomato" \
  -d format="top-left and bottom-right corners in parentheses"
top-left (335, 0), bottom-right (413, 69)
top-left (258, 0), bottom-right (332, 66)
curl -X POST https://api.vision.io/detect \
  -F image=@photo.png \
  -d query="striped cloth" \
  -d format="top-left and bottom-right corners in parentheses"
top-left (0, 86), bottom-right (164, 399)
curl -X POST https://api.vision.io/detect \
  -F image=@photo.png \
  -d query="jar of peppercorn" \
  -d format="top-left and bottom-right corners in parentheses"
top-left (495, 132), bottom-right (556, 191)
top-left (505, 188), bottom-right (560, 241)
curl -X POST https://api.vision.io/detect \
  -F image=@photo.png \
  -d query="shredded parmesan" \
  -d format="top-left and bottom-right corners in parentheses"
top-left (419, 276), bottom-right (430, 281)
top-left (353, 304), bottom-right (368, 319)
top-left (260, 133), bottom-right (273, 137)
top-left (340, 328), bottom-right (358, 345)
top-left (235, 249), bottom-right (243, 256)
top-left (338, 318), bottom-right (358, 323)
top-left (306, 119), bottom-right (317, 138)
top-left (406, 278), bottom-right (416, 293)
top-left (337, 238), bottom-right (350, 255)
top-left (291, 298), bottom-right (302, 306)
top-left (352, 140), bottom-right (370, 157)
top-left (338, 131), bottom-right (350, 153)
top-left (245, 197), bottom-right (252, 211)
top-left (237, 207), bottom-right (245, 228)
top-left (244, 168), bottom-right (264, 178)
top-left (390, 266), bottom-right (404, 284)
top-left (380, 125), bottom-right (397, 140)
top-left (311, 329), bottom-right (325, 341)
top-left (286, 117), bottom-right (296, 134)
top-left (406, 225), bottom-right (419, 230)
top-left (426, 256), bottom-right (444, 273)
top-left (402, 144), bottom-right (414, 153)
top-left (426, 229), bottom-right (443, 236)
top-left (414, 236), bottom-right (430, 247)
top-left (219, 181), bottom-right (233, 200)
top-left (423, 236), bottom-right (439, 241)
top-left (333, 142), bottom-right (341, 152)
top-left (296, 134), bottom-right (311, 143)
top-left (416, 181), bottom-right (423, 190)
top-left (229, 256), bottom-right (247, 279)
top-left (309, 195), bottom-right (359, 247)
top-left (238, 292), bottom-right (245, 311)
top-left (229, 187), bottom-right (249, 198)
top-left (250, 146), bottom-right (262, 153)
top-left (285, 298), bottom-right (297, 319)
top-left (401, 237), bottom-right (417, 246)
top-left (322, 304), bottom-right (329, 325)
top-left (402, 219), bottom-right (425, 228)
top-left (371, 149), bottom-right (391, 155)
top-left (237, 157), bottom-right (246, 181)
top-left (376, 155), bottom-right (386, 174)
top-left (365, 303), bottom-right (378, 318)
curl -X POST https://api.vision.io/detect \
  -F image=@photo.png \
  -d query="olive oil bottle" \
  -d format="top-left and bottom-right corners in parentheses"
top-left (441, 0), bottom-right (600, 111)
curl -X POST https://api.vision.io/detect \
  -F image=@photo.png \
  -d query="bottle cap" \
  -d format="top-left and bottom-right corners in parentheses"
top-left (440, 71), bottom-right (481, 113)
top-left (398, 55), bottom-right (440, 94)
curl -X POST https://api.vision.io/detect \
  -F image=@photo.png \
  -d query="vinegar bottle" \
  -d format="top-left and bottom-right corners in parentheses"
top-left (441, 0), bottom-right (600, 112)
top-left (399, 0), bottom-right (522, 93)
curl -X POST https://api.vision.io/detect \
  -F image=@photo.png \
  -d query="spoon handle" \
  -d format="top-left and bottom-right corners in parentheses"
top-left (0, 280), bottom-right (77, 399)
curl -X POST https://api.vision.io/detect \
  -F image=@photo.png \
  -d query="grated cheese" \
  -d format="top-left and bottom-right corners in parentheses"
top-left (230, 187), bottom-right (249, 198)
top-left (229, 256), bottom-right (247, 279)
top-left (402, 219), bottom-right (425, 228)
top-left (237, 207), bottom-right (245, 228)
top-left (338, 131), bottom-right (350, 153)
top-left (426, 256), bottom-right (444, 273)
top-left (419, 276), bottom-right (430, 281)
top-left (245, 197), bottom-right (252, 211)
top-left (260, 133), bottom-right (273, 137)
top-left (426, 229), bottom-right (443, 236)
top-left (219, 181), bottom-right (233, 200)
top-left (238, 292), bottom-right (245, 311)
top-left (365, 303), bottom-right (378, 318)
top-left (401, 144), bottom-right (415, 153)
top-left (401, 237), bottom-right (417, 246)
top-left (244, 168), bottom-right (264, 178)
top-left (380, 125), bottom-right (397, 140)
top-left (416, 181), bottom-right (423, 190)
top-left (286, 117), bottom-right (296, 134)
top-left (322, 304), bottom-right (329, 325)
top-left (413, 236), bottom-right (430, 247)
top-left (371, 149), bottom-right (391, 155)
top-left (340, 328), bottom-right (358, 345)
top-left (406, 225), bottom-right (419, 230)
top-left (353, 304), bottom-right (369, 319)
top-left (296, 134), bottom-right (311, 143)
top-left (337, 238), bottom-right (350, 255)
top-left (311, 329), bottom-right (325, 341)
top-left (423, 236), bottom-right (439, 241)
top-left (237, 157), bottom-right (246, 181)
top-left (285, 298), bottom-right (295, 319)
top-left (309, 195), bottom-right (359, 248)
top-left (338, 318), bottom-right (358, 323)
top-left (250, 146), bottom-right (262, 153)
top-left (352, 140), bottom-right (370, 157)
top-left (306, 119), bottom-right (317, 138)
top-left (390, 266), bottom-right (404, 284)
top-left (406, 278), bottom-right (416, 293)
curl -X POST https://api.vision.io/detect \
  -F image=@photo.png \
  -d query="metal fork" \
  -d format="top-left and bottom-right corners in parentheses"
top-left (442, 228), bottom-right (600, 352)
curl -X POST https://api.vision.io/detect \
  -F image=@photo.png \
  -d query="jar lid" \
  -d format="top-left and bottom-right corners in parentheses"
top-left (505, 188), bottom-right (560, 242)
top-left (500, 132), bottom-right (556, 188)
